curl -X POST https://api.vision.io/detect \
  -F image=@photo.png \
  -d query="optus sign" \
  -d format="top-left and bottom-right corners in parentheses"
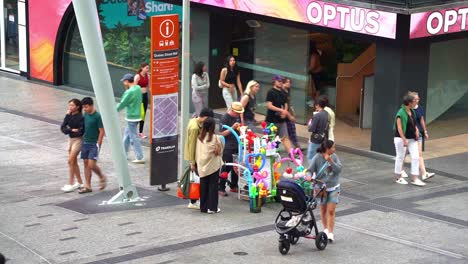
top-left (190, 0), bottom-right (397, 39)
top-left (305, 1), bottom-right (396, 38)
top-left (410, 6), bottom-right (468, 38)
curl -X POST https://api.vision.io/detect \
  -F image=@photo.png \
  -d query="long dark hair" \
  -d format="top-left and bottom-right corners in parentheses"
top-left (317, 140), bottom-right (335, 153)
top-left (69, 98), bottom-right (82, 113)
top-left (225, 55), bottom-right (238, 73)
top-left (198, 117), bottom-right (216, 143)
top-left (137, 62), bottom-right (149, 74)
top-left (193, 61), bottom-right (205, 77)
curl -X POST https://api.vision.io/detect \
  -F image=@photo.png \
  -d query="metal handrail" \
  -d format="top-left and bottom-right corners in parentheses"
top-left (336, 56), bottom-right (376, 79)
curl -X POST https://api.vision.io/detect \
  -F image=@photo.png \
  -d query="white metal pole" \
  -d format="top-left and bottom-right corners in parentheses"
top-left (72, 0), bottom-right (139, 204)
top-left (179, 0), bottom-right (190, 178)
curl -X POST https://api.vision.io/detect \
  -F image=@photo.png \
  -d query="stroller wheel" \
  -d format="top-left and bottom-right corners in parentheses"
top-left (315, 232), bottom-right (328, 250)
top-left (278, 240), bottom-right (290, 255)
top-left (289, 234), bottom-right (300, 245)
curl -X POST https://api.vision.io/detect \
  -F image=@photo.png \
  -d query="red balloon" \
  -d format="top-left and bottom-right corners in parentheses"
top-left (286, 167), bottom-right (293, 174)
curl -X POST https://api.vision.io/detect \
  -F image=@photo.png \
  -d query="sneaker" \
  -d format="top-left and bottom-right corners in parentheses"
top-left (411, 178), bottom-right (426, 187)
top-left (421, 172), bottom-right (435, 181)
top-left (401, 171), bottom-right (409, 178)
top-left (395, 177), bottom-right (408, 185)
top-left (230, 188), bottom-right (239, 193)
top-left (131, 159), bottom-right (145, 164)
top-left (328, 233), bottom-right (335, 242)
top-left (187, 202), bottom-right (200, 209)
top-left (323, 229), bottom-right (329, 238)
top-left (218, 191), bottom-right (228, 197)
top-left (138, 133), bottom-right (147, 139)
top-left (61, 185), bottom-right (74, 193)
top-left (72, 182), bottom-right (83, 190)
top-left (207, 208), bottom-right (221, 214)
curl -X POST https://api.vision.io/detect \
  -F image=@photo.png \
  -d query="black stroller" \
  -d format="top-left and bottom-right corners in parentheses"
top-left (275, 179), bottom-right (328, 255)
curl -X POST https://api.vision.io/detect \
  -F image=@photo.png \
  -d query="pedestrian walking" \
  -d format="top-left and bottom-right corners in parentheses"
top-left (409, 91), bottom-right (435, 181)
top-left (321, 96), bottom-right (336, 142)
top-left (79, 97), bottom-right (107, 194)
top-left (282, 77), bottom-right (300, 148)
top-left (219, 102), bottom-right (243, 196)
top-left (60, 98), bottom-right (84, 193)
top-left (191, 61), bottom-right (210, 117)
top-left (307, 99), bottom-right (329, 165)
top-left (196, 117), bottom-right (224, 214)
top-left (240, 80), bottom-right (260, 133)
top-left (393, 94), bottom-right (426, 186)
top-left (117, 73), bottom-right (145, 164)
top-left (307, 140), bottom-right (342, 243)
top-left (266, 75), bottom-right (292, 153)
top-left (219, 56), bottom-right (243, 110)
top-left (184, 107), bottom-right (214, 209)
top-left (133, 62), bottom-right (150, 139)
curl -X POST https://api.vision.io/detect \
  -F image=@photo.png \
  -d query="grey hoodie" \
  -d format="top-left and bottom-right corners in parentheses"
top-left (308, 153), bottom-right (342, 189)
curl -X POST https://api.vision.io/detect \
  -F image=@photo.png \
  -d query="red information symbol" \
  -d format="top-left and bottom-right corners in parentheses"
top-left (160, 19), bottom-right (175, 38)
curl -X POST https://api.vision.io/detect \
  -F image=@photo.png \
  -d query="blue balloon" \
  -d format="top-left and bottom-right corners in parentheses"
top-left (219, 135), bottom-right (226, 145)
top-left (222, 124), bottom-right (242, 159)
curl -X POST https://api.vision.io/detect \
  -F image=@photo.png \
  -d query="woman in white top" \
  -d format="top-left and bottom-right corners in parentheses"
top-left (191, 61), bottom-right (210, 117)
top-left (320, 96), bottom-right (336, 141)
top-left (195, 117), bottom-right (224, 214)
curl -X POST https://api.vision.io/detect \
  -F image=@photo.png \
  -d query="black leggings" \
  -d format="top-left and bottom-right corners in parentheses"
top-left (139, 93), bottom-right (148, 133)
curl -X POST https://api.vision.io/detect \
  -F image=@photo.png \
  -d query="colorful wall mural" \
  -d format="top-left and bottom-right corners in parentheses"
top-left (29, 0), bottom-right (71, 82)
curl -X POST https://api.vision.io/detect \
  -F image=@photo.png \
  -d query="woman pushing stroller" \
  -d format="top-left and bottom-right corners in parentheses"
top-left (307, 140), bottom-right (342, 243)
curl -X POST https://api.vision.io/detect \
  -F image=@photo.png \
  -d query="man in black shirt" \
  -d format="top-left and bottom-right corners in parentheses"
top-left (219, 102), bottom-right (244, 196)
top-left (265, 75), bottom-right (292, 153)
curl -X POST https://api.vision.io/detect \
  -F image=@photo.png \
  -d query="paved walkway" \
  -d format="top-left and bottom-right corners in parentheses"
top-left (0, 74), bottom-right (467, 264)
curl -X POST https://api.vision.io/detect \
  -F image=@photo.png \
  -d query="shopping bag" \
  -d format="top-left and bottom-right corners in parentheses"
top-left (177, 182), bottom-right (200, 200)
top-left (177, 167), bottom-right (200, 200)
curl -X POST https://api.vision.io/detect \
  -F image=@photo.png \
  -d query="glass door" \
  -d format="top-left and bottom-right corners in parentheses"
top-left (0, 0), bottom-right (19, 72)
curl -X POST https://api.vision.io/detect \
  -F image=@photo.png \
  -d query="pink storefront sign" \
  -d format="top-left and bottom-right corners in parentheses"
top-left (410, 6), bottom-right (468, 38)
top-left (191, 0), bottom-right (397, 39)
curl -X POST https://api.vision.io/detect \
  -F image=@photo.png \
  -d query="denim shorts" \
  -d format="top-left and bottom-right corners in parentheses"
top-left (316, 186), bottom-right (340, 205)
top-left (81, 142), bottom-right (99, 160)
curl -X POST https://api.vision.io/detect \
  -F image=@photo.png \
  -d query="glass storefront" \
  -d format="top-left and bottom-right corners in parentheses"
top-left (426, 38), bottom-right (468, 139)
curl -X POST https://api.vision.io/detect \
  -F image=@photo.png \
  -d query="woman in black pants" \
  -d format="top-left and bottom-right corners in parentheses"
top-left (134, 62), bottom-right (150, 138)
top-left (195, 118), bottom-right (224, 214)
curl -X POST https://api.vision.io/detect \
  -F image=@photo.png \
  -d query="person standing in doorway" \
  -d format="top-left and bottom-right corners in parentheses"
top-left (240, 80), bottom-right (260, 133)
top-left (191, 61), bottom-right (210, 117)
top-left (79, 97), bottom-right (107, 194)
top-left (321, 96), bottom-right (336, 142)
top-left (393, 94), bottom-right (425, 186)
top-left (219, 102), bottom-right (244, 196)
top-left (307, 140), bottom-right (342, 243)
top-left (134, 62), bottom-right (150, 139)
top-left (308, 41), bottom-right (323, 104)
top-left (60, 99), bottom-right (84, 193)
top-left (307, 99), bottom-right (329, 165)
top-left (266, 75), bottom-right (292, 153)
top-left (196, 117), bottom-right (224, 214)
top-left (409, 91), bottom-right (435, 181)
top-left (184, 108), bottom-right (214, 209)
top-left (219, 56), bottom-right (243, 110)
top-left (118, 74), bottom-right (145, 164)
top-left (282, 77), bottom-right (300, 149)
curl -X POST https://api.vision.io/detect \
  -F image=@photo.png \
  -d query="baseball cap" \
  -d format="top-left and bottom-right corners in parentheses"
top-left (272, 75), bottom-right (284, 81)
top-left (120, 73), bottom-right (134, 82)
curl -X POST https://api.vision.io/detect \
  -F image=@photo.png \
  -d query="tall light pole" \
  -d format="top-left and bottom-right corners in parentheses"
top-left (179, 0), bottom-right (190, 178)
top-left (72, 0), bottom-right (140, 204)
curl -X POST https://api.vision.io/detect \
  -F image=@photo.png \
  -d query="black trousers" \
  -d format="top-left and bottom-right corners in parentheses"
top-left (200, 170), bottom-right (219, 213)
top-left (139, 93), bottom-right (149, 133)
top-left (219, 149), bottom-right (239, 191)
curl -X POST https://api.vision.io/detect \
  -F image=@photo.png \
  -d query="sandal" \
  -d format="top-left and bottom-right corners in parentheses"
top-left (78, 187), bottom-right (92, 194)
top-left (99, 176), bottom-right (107, 191)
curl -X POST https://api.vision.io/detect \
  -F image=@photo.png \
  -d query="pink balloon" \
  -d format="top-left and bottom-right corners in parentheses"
top-left (290, 148), bottom-right (304, 167)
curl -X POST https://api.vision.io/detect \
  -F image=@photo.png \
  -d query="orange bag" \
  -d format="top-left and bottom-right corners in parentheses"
top-left (177, 182), bottom-right (200, 200)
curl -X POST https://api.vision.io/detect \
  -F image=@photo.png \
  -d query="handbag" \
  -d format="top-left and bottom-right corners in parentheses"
top-left (313, 163), bottom-right (329, 200)
top-left (177, 167), bottom-right (200, 200)
top-left (310, 132), bottom-right (325, 143)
